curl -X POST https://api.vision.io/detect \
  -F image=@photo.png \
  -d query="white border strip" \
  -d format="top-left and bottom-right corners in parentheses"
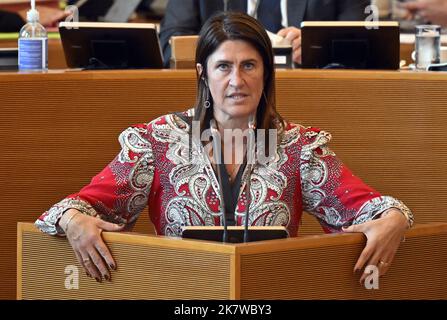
top-left (59, 22), bottom-right (156, 29)
top-left (301, 21), bottom-right (399, 28)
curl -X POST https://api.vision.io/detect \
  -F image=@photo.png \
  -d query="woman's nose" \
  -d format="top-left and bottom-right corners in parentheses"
top-left (229, 69), bottom-right (243, 87)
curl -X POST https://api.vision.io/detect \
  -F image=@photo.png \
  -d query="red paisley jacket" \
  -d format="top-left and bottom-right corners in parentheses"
top-left (36, 111), bottom-right (412, 237)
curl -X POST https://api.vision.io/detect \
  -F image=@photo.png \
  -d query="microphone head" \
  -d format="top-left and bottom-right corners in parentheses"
top-left (248, 115), bottom-right (256, 130)
top-left (210, 118), bottom-right (218, 132)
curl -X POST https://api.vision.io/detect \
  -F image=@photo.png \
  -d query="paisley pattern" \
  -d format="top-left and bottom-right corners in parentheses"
top-left (35, 197), bottom-right (98, 235)
top-left (150, 114), bottom-right (294, 235)
top-left (112, 126), bottom-right (154, 221)
top-left (35, 111), bottom-right (413, 237)
top-left (300, 130), bottom-right (341, 215)
top-left (355, 196), bottom-right (414, 227)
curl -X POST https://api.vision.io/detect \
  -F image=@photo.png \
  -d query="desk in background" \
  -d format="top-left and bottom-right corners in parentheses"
top-left (0, 33), bottom-right (67, 69)
top-left (170, 34), bottom-right (447, 69)
top-left (1, 69), bottom-right (447, 299)
top-left (1, 33), bottom-right (435, 71)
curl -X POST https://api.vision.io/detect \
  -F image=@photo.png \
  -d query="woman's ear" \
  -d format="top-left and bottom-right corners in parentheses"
top-left (196, 63), bottom-right (203, 77)
top-left (197, 63), bottom-right (208, 86)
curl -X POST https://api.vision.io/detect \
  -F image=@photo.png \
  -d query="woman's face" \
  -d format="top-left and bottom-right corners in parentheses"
top-left (200, 39), bottom-right (265, 121)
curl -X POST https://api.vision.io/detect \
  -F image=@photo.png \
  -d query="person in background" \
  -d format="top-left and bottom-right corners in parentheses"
top-left (159, 0), bottom-right (371, 67)
top-left (137, 0), bottom-right (167, 20)
top-left (0, 6), bottom-right (68, 32)
top-left (36, 12), bottom-right (413, 286)
top-left (138, 0), bottom-right (156, 12)
top-left (402, 0), bottom-right (447, 26)
top-left (0, 10), bottom-right (24, 32)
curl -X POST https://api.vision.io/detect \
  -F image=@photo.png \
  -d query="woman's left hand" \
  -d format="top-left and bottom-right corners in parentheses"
top-left (342, 209), bottom-right (409, 284)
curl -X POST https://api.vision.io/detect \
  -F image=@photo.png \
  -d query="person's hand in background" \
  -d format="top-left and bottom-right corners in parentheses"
top-left (18, 6), bottom-right (69, 28)
top-left (277, 27), bottom-right (302, 64)
top-left (402, 0), bottom-right (447, 26)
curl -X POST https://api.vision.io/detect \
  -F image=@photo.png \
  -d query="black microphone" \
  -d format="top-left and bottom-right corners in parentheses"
top-left (210, 119), bottom-right (229, 243)
top-left (243, 117), bottom-right (256, 243)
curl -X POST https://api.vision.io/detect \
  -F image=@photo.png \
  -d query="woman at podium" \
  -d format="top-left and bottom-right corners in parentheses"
top-left (35, 12), bottom-right (414, 285)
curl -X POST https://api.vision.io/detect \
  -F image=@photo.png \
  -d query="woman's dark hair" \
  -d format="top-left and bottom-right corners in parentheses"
top-left (193, 11), bottom-right (284, 137)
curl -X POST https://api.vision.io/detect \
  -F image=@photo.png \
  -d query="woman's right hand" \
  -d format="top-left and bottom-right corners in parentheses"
top-left (58, 209), bottom-right (125, 282)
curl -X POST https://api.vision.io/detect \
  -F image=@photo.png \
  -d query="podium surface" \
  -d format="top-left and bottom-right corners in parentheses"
top-left (18, 222), bottom-right (447, 299)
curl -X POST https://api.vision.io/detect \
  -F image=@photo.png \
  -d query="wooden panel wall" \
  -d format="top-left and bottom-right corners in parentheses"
top-left (1, 70), bottom-right (196, 299)
top-left (2, 69), bottom-right (447, 299)
top-left (277, 70), bottom-right (447, 233)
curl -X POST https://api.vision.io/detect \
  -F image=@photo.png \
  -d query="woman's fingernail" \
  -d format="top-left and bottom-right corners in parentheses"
top-left (95, 277), bottom-right (102, 283)
top-left (104, 274), bottom-right (110, 281)
top-left (109, 264), bottom-right (116, 270)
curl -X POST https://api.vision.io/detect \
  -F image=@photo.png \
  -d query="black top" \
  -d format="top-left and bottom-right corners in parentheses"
top-left (218, 159), bottom-right (247, 226)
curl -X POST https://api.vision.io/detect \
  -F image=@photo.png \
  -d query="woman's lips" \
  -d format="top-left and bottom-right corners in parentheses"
top-left (226, 93), bottom-right (249, 101)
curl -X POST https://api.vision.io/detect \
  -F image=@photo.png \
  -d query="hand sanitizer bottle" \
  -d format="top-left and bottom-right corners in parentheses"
top-left (18, 0), bottom-right (48, 71)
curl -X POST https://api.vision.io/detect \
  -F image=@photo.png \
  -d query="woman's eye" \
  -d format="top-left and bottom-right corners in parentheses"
top-left (244, 63), bottom-right (255, 70)
top-left (218, 64), bottom-right (229, 71)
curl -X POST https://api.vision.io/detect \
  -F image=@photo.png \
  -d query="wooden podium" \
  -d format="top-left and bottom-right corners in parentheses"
top-left (18, 222), bottom-right (447, 300)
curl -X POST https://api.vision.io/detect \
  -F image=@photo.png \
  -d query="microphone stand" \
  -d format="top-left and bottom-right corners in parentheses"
top-left (223, 0), bottom-right (229, 12)
top-left (210, 119), bottom-right (229, 243)
top-left (243, 118), bottom-right (256, 243)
